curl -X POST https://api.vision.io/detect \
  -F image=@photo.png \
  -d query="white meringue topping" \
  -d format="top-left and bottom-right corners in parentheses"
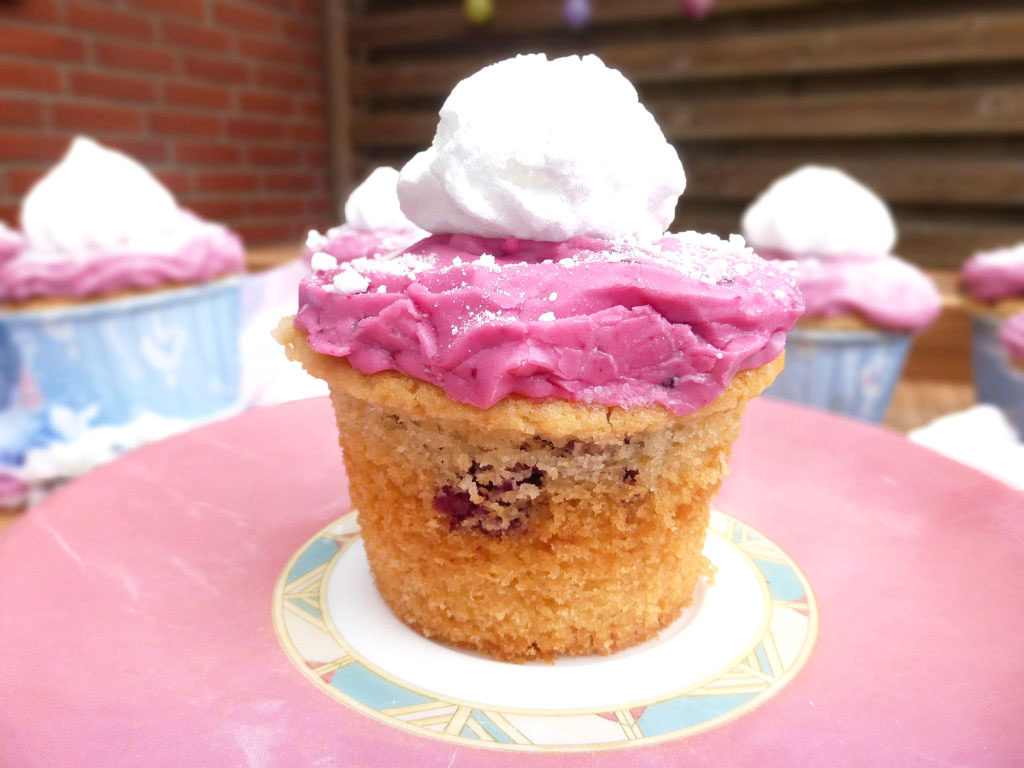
top-left (343, 166), bottom-right (421, 231)
top-left (398, 54), bottom-right (686, 242)
top-left (741, 165), bottom-right (897, 259)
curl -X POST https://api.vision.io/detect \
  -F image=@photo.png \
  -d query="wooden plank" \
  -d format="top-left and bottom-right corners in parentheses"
top-left (351, 10), bottom-right (1024, 99)
top-left (349, 0), bottom-right (854, 50)
top-left (674, 202), bottom-right (1024, 270)
top-left (350, 84), bottom-right (1024, 148)
top-left (682, 150), bottom-right (1024, 206)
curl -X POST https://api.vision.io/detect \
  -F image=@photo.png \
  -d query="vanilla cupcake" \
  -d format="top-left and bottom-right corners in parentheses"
top-left (742, 166), bottom-right (941, 422)
top-left (304, 166), bottom-right (425, 268)
top-left (0, 137), bottom-right (244, 493)
top-left (278, 55), bottom-right (802, 662)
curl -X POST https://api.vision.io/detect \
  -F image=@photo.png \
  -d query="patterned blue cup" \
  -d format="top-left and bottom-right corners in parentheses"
top-left (0, 278), bottom-right (240, 427)
top-left (765, 327), bottom-right (912, 423)
top-left (970, 314), bottom-right (1024, 436)
top-left (0, 324), bottom-right (19, 410)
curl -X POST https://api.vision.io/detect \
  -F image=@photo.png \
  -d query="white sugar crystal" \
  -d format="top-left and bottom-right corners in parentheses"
top-left (331, 267), bottom-right (370, 295)
top-left (475, 253), bottom-right (496, 267)
top-left (377, 285), bottom-right (386, 293)
top-left (306, 229), bottom-right (328, 251)
top-left (310, 251), bottom-right (338, 272)
top-left (452, 256), bottom-right (462, 265)
top-left (548, 292), bottom-right (558, 301)
top-left (538, 311), bottom-right (556, 322)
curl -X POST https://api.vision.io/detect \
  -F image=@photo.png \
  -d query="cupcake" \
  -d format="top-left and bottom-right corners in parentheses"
top-left (961, 243), bottom-right (1024, 431)
top-left (742, 166), bottom-right (941, 422)
top-left (278, 54), bottom-right (802, 662)
top-left (0, 136), bottom-right (244, 494)
top-left (304, 166), bottom-right (425, 269)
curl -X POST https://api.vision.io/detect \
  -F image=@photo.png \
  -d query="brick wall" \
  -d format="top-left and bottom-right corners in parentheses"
top-left (0, 0), bottom-right (333, 249)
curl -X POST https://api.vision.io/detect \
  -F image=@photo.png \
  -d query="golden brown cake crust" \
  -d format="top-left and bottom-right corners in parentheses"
top-left (796, 313), bottom-right (881, 331)
top-left (962, 297), bottom-right (1024, 321)
top-left (276, 317), bottom-right (783, 662)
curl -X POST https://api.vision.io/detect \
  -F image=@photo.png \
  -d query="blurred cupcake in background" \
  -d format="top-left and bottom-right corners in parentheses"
top-left (303, 166), bottom-right (425, 268)
top-left (742, 165), bottom-right (941, 422)
top-left (962, 244), bottom-right (1024, 435)
top-left (0, 136), bottom-right (245, 502)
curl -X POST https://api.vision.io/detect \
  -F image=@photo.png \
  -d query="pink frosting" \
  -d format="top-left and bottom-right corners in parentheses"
top-left (0, 222), bottom-right (23, 267)
top-left (962, 245), bottom-right (1024, 302)
top-left (0, 215), bottom-right (244, 303)
top-left (1001, 312), bottom-right (1024, 364)
top-left (295, 232), bottom-right (803, 416)
top-left (756, 248), bottom-right (941, 331)
top-left (307, 225), bottom-right (424, 265)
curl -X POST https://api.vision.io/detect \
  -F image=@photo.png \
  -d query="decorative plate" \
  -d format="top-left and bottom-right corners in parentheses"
top-left (273, 508), bottom-right (817, 752)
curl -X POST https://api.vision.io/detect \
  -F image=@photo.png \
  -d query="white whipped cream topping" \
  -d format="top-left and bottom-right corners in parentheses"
top-left (398, 54), bottom-right (686, 242)
top-left (20, 136), bottom-right (202, 260)
top-left (971, 242), bottom-right (1024, 266)
top-left (742, 166), bottom-right (897, 259)
top-left (343, 166), bottom-right (421, 231)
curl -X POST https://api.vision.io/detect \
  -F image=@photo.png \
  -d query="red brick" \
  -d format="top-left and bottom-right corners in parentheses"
top-left (70, 71), bottom-right (156, 103)
top-left (153, 169), bottom-right (192, 195)
top-left (131, 0), bottom-right (205, 19)
top-left (213, 2), bottom-right (278, 34)
top-left (181, 197), bottom-right (248, 221)
top-left (299, 97), bottom-right (324, 120)
top-left (265, 171), bottom-right (316, 192)
top-left (52, 102), bottom-right (144, 133)
top-left (104, 138), bottom-right (169, 164)
top-left (149, 110), bottom-right (222, 137)
top-left (0, 97), bottom-right (44, 128)
top-left (247, 145), bottom-right (300, 166)
top-left (291, 0), bottom-right (320, 16)
top-left (0, 0), bottom-right (60, 22)
top-left (237, 36), bottom-right (298, 62)
top-left (7, 166), bottom-right (46, 196)
top-left (163, 81), bottom-right (231, 110)
top-left (0, 60), bottom-right (61, 93)
top-left (255, 65), bottom-right (319, 92)
top-left (249, 197), bottom-right (307, 217)
top-left (96, 40), bottom-right (178, 74)
top-left (239, 91), bottom-right (293, 115)
top-left (0, 132), bottom-right (68, 162)
top-left (226, 117), bottom-right (286, 141)
top-left (306, 146), bottom-right (329, 165)
top-left (160, 19), bottom-right (233, 52)
top-left (0, 24), bottom-right (87, 62)
top-left (182, 54), bottom-right (248, 84)
top-left (68, 2), bottom-right (154, 40)
top-left (197, 171), bottom-right (262, 193)
top-left (0, 203), bottom-right (18, 225)
top-left (174, 142), bottom-right (242, 165)
top-left (234, 220), bottom-right (302, 245)
top-left (306, 195), bottom-right (333, 217)
top-left (281, 16), bottom-right (317, 40)
top-left (290, 121), bottom-right (326, 143)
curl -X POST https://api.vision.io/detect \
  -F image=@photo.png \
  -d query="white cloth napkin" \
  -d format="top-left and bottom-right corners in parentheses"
top-left (909, 405), bottom-right (1024, 491)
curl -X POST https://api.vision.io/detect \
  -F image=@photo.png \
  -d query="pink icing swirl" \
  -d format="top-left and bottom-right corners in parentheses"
top-left (756, 248), bottom-right (941, 331)
top-left (306, 225), bottom-right (423, 266)
top-left (295, 232), bottom-right (803, 416)
top-left (962, 244), bottom-right (1024, 302)
top-left (0, 216), bottom-right (243, 303)
top-left (1001, 312), bottom-right (1024, 365)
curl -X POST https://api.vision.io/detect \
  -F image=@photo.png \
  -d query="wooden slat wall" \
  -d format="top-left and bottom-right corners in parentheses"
top-left (338, 0), bottom-right (1024, 269)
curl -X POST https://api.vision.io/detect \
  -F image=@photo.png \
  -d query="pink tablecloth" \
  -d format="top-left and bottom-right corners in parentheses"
top-left (1, 398), bottom-right (1021, 766)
